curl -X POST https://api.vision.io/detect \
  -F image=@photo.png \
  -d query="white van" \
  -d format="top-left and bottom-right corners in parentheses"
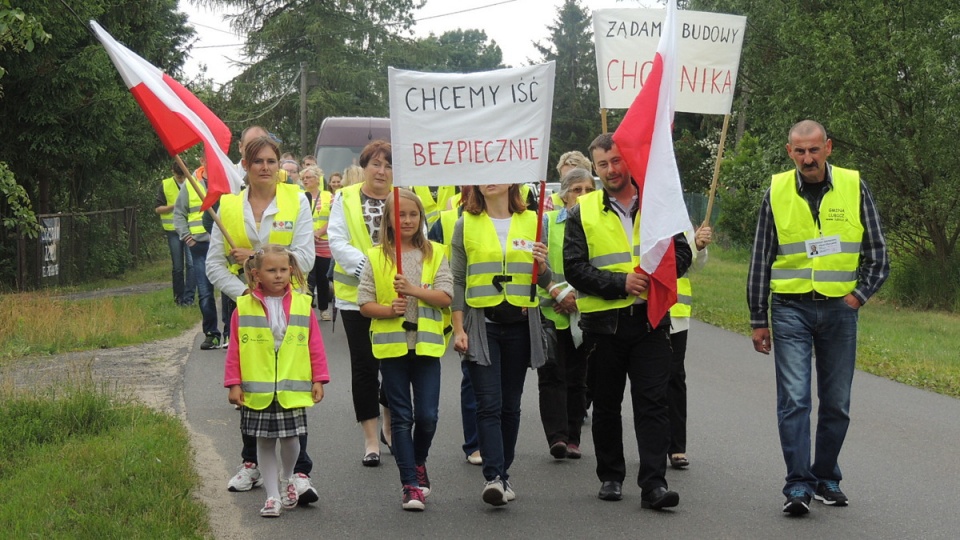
top-left (312, 117), bottom-right (391, 175)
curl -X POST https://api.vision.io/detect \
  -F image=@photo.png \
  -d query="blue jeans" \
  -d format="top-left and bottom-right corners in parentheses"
top-left (465, 321), bottom-right (530, 482)
top-left (166, 231), bottom-right (195, 305)
top-left (460, 362), bottom-right (479, 457)
top-left (771, 294), bottom-right (858, 497)
top-left (380, 352), bottom-right (441, 488)
top-left (187, 241), bottom-right (218, 336)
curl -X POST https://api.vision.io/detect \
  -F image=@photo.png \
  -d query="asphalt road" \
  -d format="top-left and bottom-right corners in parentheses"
top-left (183, 317), bottom-right (960, 539)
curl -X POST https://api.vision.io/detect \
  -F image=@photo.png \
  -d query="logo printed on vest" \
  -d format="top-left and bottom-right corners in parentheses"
top-left (273, 220), bottom-right (294, 232)
top-left (241, 334), bottom-right (249, 343)
top-left (511, 238), bottom-right (534, 252)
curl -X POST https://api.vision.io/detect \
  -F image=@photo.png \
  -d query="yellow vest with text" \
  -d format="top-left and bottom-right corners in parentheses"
top-left (367, 242), bottom-right (450, 359)
top-left (183, 178), bottom-right (206, 235)
top-left (576, 190), bottom-right (645, 313)
top-left (413, 186), bottom-right (456, 227)
top-left (220, 183), bottom-right (301, 274)
top-left (463, 211), bottom-right (539, 308)
top-left (237, 293), bottom-right (314, 410)
top-left (770, 167), bottom-right (863, 297)
top-left (332, 183), bottom-right (375, 303)
top-left (311, 190), bottom-right (333, 239)
top-left (538, 210), bottom-right (570, 330)
top-left (160, 177), bottom-right (180, 231)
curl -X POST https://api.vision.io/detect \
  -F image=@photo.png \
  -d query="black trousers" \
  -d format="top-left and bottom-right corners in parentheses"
top-left (667, 330), bottom-right (688, 454)
top-left (341, 309), bottom-right (383, 422)
top-left (537, 323), bottom-right (587, 446)
top-left (584, 308), bottom-right (672, 492)
top-left (306, 256), bottom-right (332, 311)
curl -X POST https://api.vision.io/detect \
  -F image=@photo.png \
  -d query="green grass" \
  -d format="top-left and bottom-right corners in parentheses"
top-left (692, 246), bottom-right (960, 398)
top-left (0, 289), bottom-right (198, 362)
top-left (55, 263), bottom-right (168, 294)
top-left (0, 383), bottom-right (210, 538)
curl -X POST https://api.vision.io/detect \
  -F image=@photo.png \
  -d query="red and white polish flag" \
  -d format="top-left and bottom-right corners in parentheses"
top-left (612, 0), bottom-right (693, 328)
top-left (90, 21), bottom-right (242, 211)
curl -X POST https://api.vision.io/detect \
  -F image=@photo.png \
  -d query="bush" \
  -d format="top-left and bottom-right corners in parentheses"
top-left (715, 133), bottom-right (774, 247)
top-left (885, 251), bottom-right (960, 311)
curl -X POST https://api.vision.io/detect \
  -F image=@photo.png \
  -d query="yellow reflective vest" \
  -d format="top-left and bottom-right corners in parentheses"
top-left (576, 190), bottom-right (645, 313)
top-left (437, 208), bottom-right (459, 261)
top-left (237, 292), bottom-right (314, 410)
top-left (670, 275), bottom-right (692, 319)
top-left (770, 167), bottom-right (863, 297)
top-left (463, 211), bottom-right (539, 308)
top-left (183, 179), bottom-right (206, 235)
top-left (332, 183), bottom-right (376, 303)
top-left (367, 242), bottom-right (450, 359)
top-left (538, 210), bottom-right (570, 330)
top-left (310, 190), bottom-right (333, 239)
top-left (220, 183), bottom-right (301, 275)
top-left (160, 177), bottom-right (180, 231)
top-left (413, 186), bottom-right (456, 227)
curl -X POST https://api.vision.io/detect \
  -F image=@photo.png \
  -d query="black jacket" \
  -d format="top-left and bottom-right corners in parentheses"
top-left (563, 189), bottom-right (692, 335)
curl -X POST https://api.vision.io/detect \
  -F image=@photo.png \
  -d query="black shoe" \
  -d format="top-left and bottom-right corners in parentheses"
top-left (814, 481), bottom-right (848, 506)
top-left (641, 487), bottom-right (679, 510)
top-left (549, 440), bottom-right (568, 459)
top-left (200, 334), bottom-right (220, 350)
top-left (362, 452), bottom-right (380, 467)
top-left (598, 481), bottom-right (623, 501)
top-left (783, 490), bottom-right (811, 515)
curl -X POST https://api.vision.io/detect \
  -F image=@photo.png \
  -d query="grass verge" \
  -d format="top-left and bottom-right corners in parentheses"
top-left (0, 288), bottom-right (198, 361)
top-left (692, 245), bottom-right (960, 398)
top-left (0, 381), bottom-right (209, 538)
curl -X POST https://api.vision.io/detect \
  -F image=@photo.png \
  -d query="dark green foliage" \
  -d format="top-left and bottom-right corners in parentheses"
top-left (715, 132), bottom-right (772, 247)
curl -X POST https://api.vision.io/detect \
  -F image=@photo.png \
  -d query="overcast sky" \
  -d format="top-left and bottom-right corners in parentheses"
top-left (178, 0), bottom-right (650, 87)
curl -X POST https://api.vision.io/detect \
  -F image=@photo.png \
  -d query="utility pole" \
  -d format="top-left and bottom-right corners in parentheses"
top-left (300, 61), bottom-right (308, 157)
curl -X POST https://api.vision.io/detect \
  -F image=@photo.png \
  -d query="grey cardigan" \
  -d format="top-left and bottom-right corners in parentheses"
top-left (451, 215), bottom-right (551, 368)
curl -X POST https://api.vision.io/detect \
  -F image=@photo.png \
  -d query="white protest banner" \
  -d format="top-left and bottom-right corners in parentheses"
top-left (388, 62), bottom-right (555, 187)
top-left (594, 9), bottom-right (746, 114)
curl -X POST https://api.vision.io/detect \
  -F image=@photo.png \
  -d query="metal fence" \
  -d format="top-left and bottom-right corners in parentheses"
top-left (15, 207), bottom-right (139, 291)
top-left (683, 192), bottom-right (720, 228)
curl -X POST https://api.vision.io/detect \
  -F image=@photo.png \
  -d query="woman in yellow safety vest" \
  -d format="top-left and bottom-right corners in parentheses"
top-left (451, 183), bottom-right (551, 506)
top-left (301, 165), bottom-right (334, 321)
top-left (328, 140), bottom-right (394, 467)
top-left (224, 244), bottom-right (329, 517)
top-left (358, 190), bottom-right (453, 511)
top-left (536, 167), bottom-right (596, 461)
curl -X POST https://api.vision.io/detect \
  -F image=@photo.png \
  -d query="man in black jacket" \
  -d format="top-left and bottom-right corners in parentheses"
top-left (564, 133), bottom-right (691, 510)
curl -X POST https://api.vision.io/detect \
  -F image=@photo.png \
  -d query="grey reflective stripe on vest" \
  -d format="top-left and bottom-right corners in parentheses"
top-left (425, 210), bottom-right (439, 222)
top-left (539, 296), bottom-right (554, 307)
top-left (187, 220), bottom-right (203, 229)
top-left (814, 270), bottom-right (858, 282)
top-left (779, 241), bottom-right (861, 256)
top-left (238, 315), bottom-right (271, 328)
top-left (417, 332), bottom-right (445, 345)
top-left (676, 294), bottom-right (692, 306)
top-left (161, 217), bottom-right (173, 224)
top-left (467, 285), bottom-right (500, 298)
top-left (771, 268), bottom-right (811, 280)
top-left (552, 273), bottom-right (565, 282)
top-left (505, 284), bottom-right (533, 296)
top-left (468, 261), bottom-right (502, 274)
top-left (372, 332), bottom-right (407, 345)
top-left (334, 270), bottom-right (359, 287)
top-left (188, 205), bottom-right (201, 213)
top-left (591, 251), bottom-right (631, 268)
top-left (418, 306), bottom-right (443, 322)
top-left (241, 379), bottom-right (311, 393)
top-left (506, 262), bottom-right (533, 274)
top-left (633, 244), bottom-right (641, 257)
top-left (288, 314), bottom-right (311, 327)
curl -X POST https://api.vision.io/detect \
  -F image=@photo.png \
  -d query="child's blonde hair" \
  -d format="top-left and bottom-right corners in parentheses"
top-left (377, 189), bottom-right (433, 271)
top-left (243, 244), bottom-right (307, 293)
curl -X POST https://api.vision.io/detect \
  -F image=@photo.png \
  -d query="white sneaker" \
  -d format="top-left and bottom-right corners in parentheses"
top-left (281, 478), bottom-right (298, 509)
top-left (260, 497), bottom-right (282, 518)
top-left (503, 479), bottom-right (516, 502)
top-left (482, 476), bottom-right (507, 507)
top-left (221, 335), bottom-right (230, 349)
top-left (292, 473), bottom-right (318, 506)
top-left (320, 309), bottom-right (332, 321)
top-left (466, 450), bottom-right (482, 465)
top-left (227, 461), bottom-right (264, 492)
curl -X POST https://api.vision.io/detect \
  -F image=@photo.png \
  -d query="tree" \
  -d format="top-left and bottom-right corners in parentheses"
top-left (391, 29), bottom-right (504, 73)
top-left (532, 0), bottom-right (600, 179)
top-left (692, 0), bottom-right (960, 285)
top-left (202, 0), bottom-right (423, 154)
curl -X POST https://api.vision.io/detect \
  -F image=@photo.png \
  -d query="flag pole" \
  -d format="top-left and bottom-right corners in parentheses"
top-left (530, 180), bottom-right (547, 302)
top-left (702, 114), bottom-right (730, 227)
top-left (174, 155), bottom-right (236, 250)
top-left (601, 108), bottom-right (608, 133)
top-left (393, 187), bottom-right (403, 276)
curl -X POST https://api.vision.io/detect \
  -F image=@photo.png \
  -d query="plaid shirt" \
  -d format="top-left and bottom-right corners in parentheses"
top-left (747, 163), bottom-right (890, 328)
